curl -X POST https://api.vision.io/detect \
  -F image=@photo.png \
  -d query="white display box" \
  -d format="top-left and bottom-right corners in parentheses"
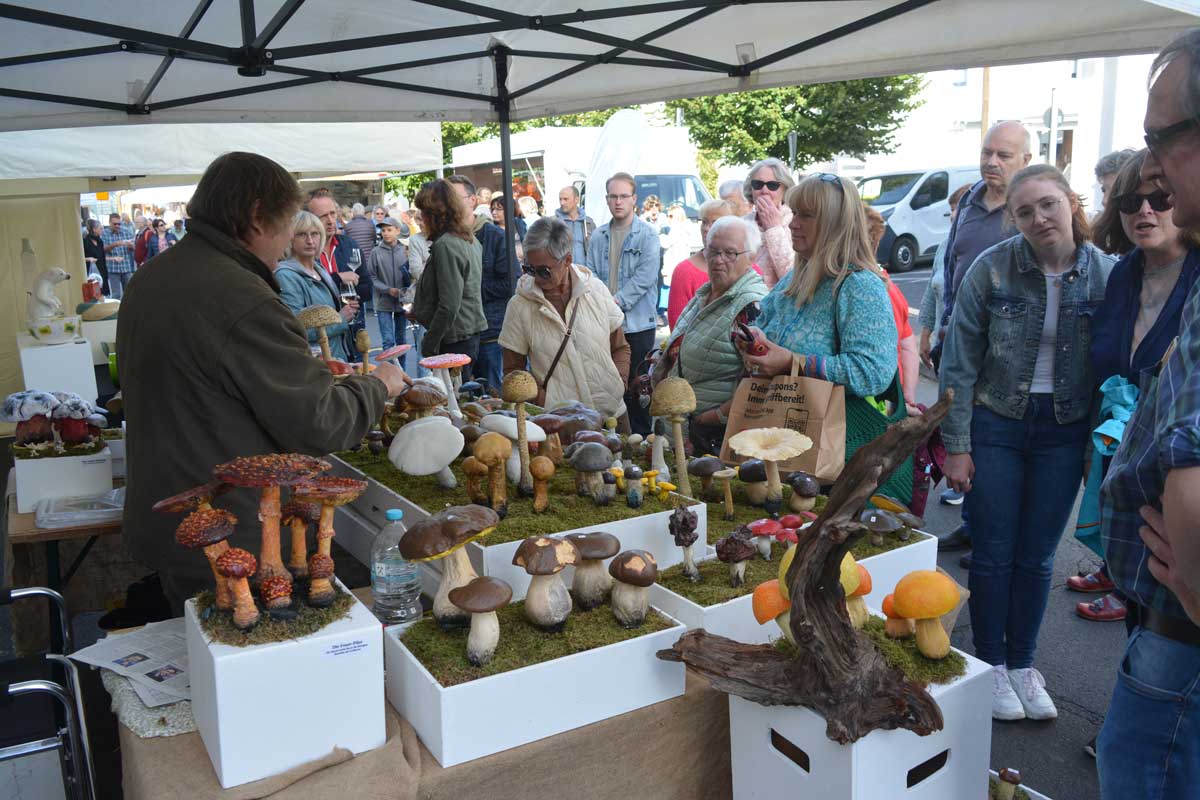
top-left (646, 533), bottom-right (937, 644)
top-left (106, 436), bottom-right (125, 478)
top-left (13, 447), bottom-right (112, 513)
top-left (185, 581), bottom-right (386, 789)
top-left (80, 318), bottom-right (117, 366)
top-left (385, 610), bottom-right (687, 767)
top-left (989, 770), bottom-right (1053, 800)
top-left (728, 646), bottom-right (992, 799)
top-left (17, 333), bottom-right (98, 404)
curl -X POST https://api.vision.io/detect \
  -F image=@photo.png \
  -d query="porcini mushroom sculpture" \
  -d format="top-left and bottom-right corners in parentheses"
top-left (715, 528), bottom-right (757, 587)
top-left (512, 536), bottom-right (579, 632)
top-left (996, 768), bottom-right (1022, 800)
top-left (215, 548), bottom-right (259, 629)
top-left (306, 552), bottom-right (337, 607)
top-left (714, 467), bottom-right (737, 520)
top-left (858, 508), bottom-right (903, 548)
top-left (845, 562), bottom-right (872, 630)
top-left (419, 353), bottom-right (472, 419)
top-left (649, 377), bottom-right (696, 497)
top-left (882, 593), bottom-right (915, 639)
top-left (893, 570), bottom-right (959, 660)
top-left (608, 550), bottom-right (659, 628)
top-left (727, 428), bottom-right (813, 516)
top-left (786, 471), bottom-right (821, 514)
top-left (565, 441), bottom-right (615, 504)
top-left (668, 505), bottom-right (701, 582)
top-left (1, 390), bottom-right (59, 446)
top-left (462, 456), bottom-right (490, 505)
top-left (280, 499), bottom-right (321, 578)
top-left (448, 576), bottom-right (512, 666)
top-left (737, 458), bottom-right (768, 506)
top-left (501, 370), bottom-right (538, 495)
top-left (473, 432), bottom-right (513, 517)
top-left (400, 504), bottom-right (500, 629)
top-left (388, 415), bottom-right (463, 489)
top-left (296, 305), bottom-right (343, 361)
top-left (688, 455), bottom-right (724, 500)
top-left (752, 578), bottom-right (793, 644)
top-left (288, 474), bottom-right (368, 561)
top-left (530, 455), bottom-right (555, 513)
top-left (175, 508), bottom-right (237, 610)
top-left (481, 413), bottom-right (545, 487)
top-left (747, 518), bottom-right (782, 561)
top-left (564, 531), bottom-right (620, 610)
top-left (401, 381), bottom-right (446, 420)
top-left (213, 454), bottom-right (331, 583)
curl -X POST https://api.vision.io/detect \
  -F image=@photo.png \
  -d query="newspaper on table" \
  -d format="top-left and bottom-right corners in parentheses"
top-left (70, 618), bottom-right (191, 701)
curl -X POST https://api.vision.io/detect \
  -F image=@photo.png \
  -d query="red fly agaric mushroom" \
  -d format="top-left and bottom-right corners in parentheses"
top-left (473, 432), bottom-right (513, 517)
top-left (175, 508), bottom-right (237, 610)
top-left (728, 428), bottom-right (813, 517)
top-left (419, 353), bottom-right (472, 419)
top-left (281, 499), bottom-right (321, 578)
top-left (215, 547), bottom-right (259, 629)
top-left (649, 377), bottom-right (697, 497)
top-left (530, 455), bottom-right (555, 513)
top-left (893, 570), bottom-right (959, 659)
top-left (882, 593), bottom-right (915, 639)
top-left (153, 480), bottom-right (231, 515)
top-left (289, 475), bottom-right (368, 561)
top-left (513, 536), bottom-right (579, 631)
top-left (374, 343), bottom-right (412, 367)
top-left (447, 576), bottom-right (512, 666)
top-left (1, 390), bottom-right (60, 446)
top-left (501, 370), bottom-right (539, 496)
top-left (715, 528), bottom-right (757, 587)
top-left (845, 563), bottom-right (871, 630)
top-left (669, 505), bottom-right (701, 582)
top-left (306, 552), bottom-right (337, 607)
top-left (786, 471), bottom-right (821, 514)
top-left (608, 549), bottom-right (658, 628)
top-left (260, 575), bottom-right (293, 610)
top-left (748, 518), bottom-right (782, 561)
top-left (565, 531), bottom-right (621, 610)
top-left (214, 454), bottom-right (330, 583)
top-left (400, 504), bottom-right (500, 629)
top-left (297, 304), bottom-right (343, 361)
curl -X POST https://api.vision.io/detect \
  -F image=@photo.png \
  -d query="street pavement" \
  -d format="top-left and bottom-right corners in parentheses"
top-left (898, 264), bottom-right (1116, 800)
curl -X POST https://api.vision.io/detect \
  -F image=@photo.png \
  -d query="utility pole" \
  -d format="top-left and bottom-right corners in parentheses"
top-left (1048, 87), bottom-right (1059, 168)
top-left (980, 66), bottom-right (990, 143)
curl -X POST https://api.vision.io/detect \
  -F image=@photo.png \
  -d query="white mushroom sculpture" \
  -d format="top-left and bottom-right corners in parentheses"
top-left (447, 576), bottom-right (512, 666)
top-left (388, 415), bottom-right (464, 489)
top-left (728, 428), bottom-right (813, 517)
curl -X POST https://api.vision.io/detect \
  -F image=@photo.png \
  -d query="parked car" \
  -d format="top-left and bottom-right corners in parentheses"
top-left (857, 166), bottom-right (980, 271)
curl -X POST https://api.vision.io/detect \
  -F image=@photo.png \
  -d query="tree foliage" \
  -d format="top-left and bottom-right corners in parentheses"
top-left (665, 77), bottom-right (924, 169)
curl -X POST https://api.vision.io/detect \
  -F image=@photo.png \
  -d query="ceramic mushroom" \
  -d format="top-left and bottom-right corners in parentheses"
top-left (715, 528), bottom-right (757, 587)
top-left (625, 464), bottom-right (645, 507)
top-left (530, 414), bottom-right (565, 465)
top-left (648, 433), bottom-right (671, 483)
top-left (447, 576), bottom-right (512, 666)
top-left (215, 548), bottom-right (260, 629)
top-left (786, 471), bottom-right (821, 514)
top-left (737, 458), bottom-right (768, 506)
top-left (289, 475), bottom-right (368, 561)
top-left (621, 433), bottom-right (643, 472)
top-left (51, 397), bottom-right (98, 446)
top-left (565, 441), bottom-right (614, 504)
top-left (648, 378), bottom-right (696, 497)
top-left (893, 570), bottom-right (959, 659)
top-left (296, 305), bottom-right (343, 360)
top-left (727, 428), bottom-right (813, 517)
top-left (473, 432), bottom-right (513, 517)
top-left (996, 768), bottom-right (1022, 800)
top-left (280, 499), bottom-right (321, 578)
top-left (355, 330), bottom-right (372, 374)
top-left (669, 505), bottom-right (701, 582)
top-left (402, 381), bottom-right (446, 420)
top-left (374, 343), bottom-right (412, 368)
top-left (400, 504), bottom-right (500, 629)
top-left (1, 390), bottom-right (60, 446)
top-left (418, 353), bottom-right (472, 419)
top-left (260, 575), bottom-right (293, 611)
top-left (388, 415), bottom-right (463, 489)
top-left (481, 413), bottom-right (545, 487)
top-left (714, 467), bottom-right (737, 520)
top-left (213, 454), bottom-right (331, 584)
top-left (882, 593), bottom-right (915, 639)
top-left (530, 455), bottom-right (555, 513)
top-left (687, 456), bottom-right (724, 501)
top-left (306, 552), bottom-right (337, 607)
top-left (747, 518), bottom-right (781, 561)
top-left (153, 480), bottom-right (231, 515)
top-left (175, 508), bottom-right (237, 610)
top-left (565, 531), bottom-right (620, 610)
top-left (599, 471), bottom-right (617, 505)
top-left (608, 550), bottom-right (658, 628)
top-left (844, 562), bottom-right (871, 630)
top-left (462, 456), bottom-right (491, 505)
top-left (752, 578), bottom-right (793, 643)
top-left (513, 536), bottom-right (579, 632)
top-left (859, 508), bottom-right (903, 547)
top-left (501, 370), bottom-right (538, 495)
top-left (896, 512), bottom-right (923, 542)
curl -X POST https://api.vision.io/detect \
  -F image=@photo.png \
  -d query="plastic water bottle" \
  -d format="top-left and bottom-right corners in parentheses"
top-left (371, 509), bottom-right (422, 624)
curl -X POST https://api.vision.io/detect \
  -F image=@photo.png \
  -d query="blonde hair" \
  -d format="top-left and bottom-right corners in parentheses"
top-left (782, 174), bottom-right (884, 306)
top-left (667, 204), bottom-right (687, 224)
top-left (286, 210), bottom-right (326, 259)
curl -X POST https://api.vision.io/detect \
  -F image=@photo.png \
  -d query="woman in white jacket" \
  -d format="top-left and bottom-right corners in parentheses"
top-left (742, 157), bottom-right (796, 289)
top-left (499, 217), bottom-right (632, 426)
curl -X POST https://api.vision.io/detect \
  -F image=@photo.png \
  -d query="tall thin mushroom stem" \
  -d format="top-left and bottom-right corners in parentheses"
top-left (763, 460), bottom-right (783, 517)
top-left (315, 325), bottom-right (332, 361)
top-left (257, 486), bottom-right (289, 582)
top-left (436, 367), bottom-right (462, 419)
top-left (670, 414), bottom-right (692, 497)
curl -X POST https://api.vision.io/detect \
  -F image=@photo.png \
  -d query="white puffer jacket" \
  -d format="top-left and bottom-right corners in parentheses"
top-left (498, 264), bottom-right (627, 418)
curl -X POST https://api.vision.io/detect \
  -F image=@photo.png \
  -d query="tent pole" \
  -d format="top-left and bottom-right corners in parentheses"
top-left (495, 46), bottom-right (518, 297)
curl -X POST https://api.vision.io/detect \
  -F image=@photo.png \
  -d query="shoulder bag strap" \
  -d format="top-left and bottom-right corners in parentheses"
top-left (541, 294), bottom-right (583, 390)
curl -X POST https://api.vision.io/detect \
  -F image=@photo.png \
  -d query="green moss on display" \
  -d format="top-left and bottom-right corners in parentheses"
top-left (700, 488), bottom-right (829, 544)
top-left (658, 542), bottom-right (787, 606)
top-left (12, 439), bottom-right (106, 460)
top-left (771, 617), bottom-right (965, 685)
top-left (194, 588), bottom-right (354, 647)
top-left (101, 428), bottom-right (123, 440)
top-left (851, 531), bottom-right (932, 560)
top-left (400, 599), bottom-right (674, 686)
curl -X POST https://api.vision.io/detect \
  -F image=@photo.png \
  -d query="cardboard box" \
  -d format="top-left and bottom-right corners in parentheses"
top-left (185, 581), bottom-right (386, 789)
top-left (14, 446), bottom-right (112, 513)
top-left (17, 333), bottom-right (98, 405)
top-left (728, 646), bottom-right (992, 799)
top-left (385, 611), bottom-right (687, 767)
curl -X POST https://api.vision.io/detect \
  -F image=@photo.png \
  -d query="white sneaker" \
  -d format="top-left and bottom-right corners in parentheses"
top-left (991, 665), bottom-right (1025, 721)
top-left (1008, 667), bottom-right (1057, 720)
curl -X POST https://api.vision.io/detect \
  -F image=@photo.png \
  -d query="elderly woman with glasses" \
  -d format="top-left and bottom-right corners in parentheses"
top-left (653, 216), bottom-right (768, 455)
top-left (743, 157), bottom-right (797, 289)
top-left (498, 216), bottom-right (631, 421)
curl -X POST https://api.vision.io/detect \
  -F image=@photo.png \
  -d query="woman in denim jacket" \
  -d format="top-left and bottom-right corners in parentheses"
top-left (940, 165), bottom-right (1114, 722)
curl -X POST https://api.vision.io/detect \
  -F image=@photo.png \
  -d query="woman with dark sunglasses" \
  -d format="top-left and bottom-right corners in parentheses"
top-left (145, 218), bottom-right (177, 260)
top-left (742, 157), bottom-right (796, 289)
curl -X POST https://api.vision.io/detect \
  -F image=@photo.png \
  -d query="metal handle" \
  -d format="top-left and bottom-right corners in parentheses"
top-left (8, 678), bottom-right (93, 800)
top-left (5, 587), bottom-right (71, 653)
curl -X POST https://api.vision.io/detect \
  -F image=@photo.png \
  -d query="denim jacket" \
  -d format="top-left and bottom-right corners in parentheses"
top-left (939, 235), bottom-right (1113, 453)
top-left (586, 216), bottom-right (661, 334)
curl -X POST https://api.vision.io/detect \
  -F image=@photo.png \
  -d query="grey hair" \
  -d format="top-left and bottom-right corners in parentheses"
top-left (987, 120), bottom-right (1033, 155)
top-left (1152, 30), bottom-right (1200, 120)
top-left (351, 202), bottom-right (365, 216)
top-left (718, 179), bottom-right (744, 200)
top-left (706, 214), bottom-right (761, 255)
top-left (699, 198), bottom-right (733, 219)
top-left (524, 216), bottom-right (574, 262)
top-left (742, 158), bottom-right (796, 201)
top-left (1094, 148), bottom-right (1138, 180)
top-left (286, 210), bottom-right (326, 258)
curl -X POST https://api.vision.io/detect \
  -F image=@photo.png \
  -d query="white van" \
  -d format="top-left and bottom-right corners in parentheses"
top-left (857, 166), bottom-right (981, 271)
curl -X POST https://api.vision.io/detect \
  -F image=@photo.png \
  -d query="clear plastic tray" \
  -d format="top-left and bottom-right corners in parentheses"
top-left (35, 487), bottom-right (124, 529)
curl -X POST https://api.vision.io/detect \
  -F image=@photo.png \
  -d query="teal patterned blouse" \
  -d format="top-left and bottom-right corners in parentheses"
top-left (757, 267), bottom-right (898, 397)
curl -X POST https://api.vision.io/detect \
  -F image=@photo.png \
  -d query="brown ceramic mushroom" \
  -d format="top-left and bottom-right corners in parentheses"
top-left (404, 382), bottom-right (446, 420)
top-left (608, 550), bottom-right (659, 628)
top-left (859, 508), bottom-right (903, 547)
top-left (688, 455), bottom-right (724, 500)
top-left (501, 370), bottom-right (539, 496)
top-left (306, 552), bottom-right (337, 608)
top-left (175, 508), bottom-right (237, 610)
top-left (512, 536), bottom-right (579, 631)
top-left (564, 531), bottom-right (621, 610)
top-left (530, 455), bottom-right (555, 513)
top-left (215, 548), bottom-right (259, 629)
top-left (289, 475), bottom-right (368, 560)
top-left (447, 576), bottom-right (512, 666)
top-left (649, 377), bottom-right (697, 497)
top-left (355, 329), bottom-right (371, 375)
top-left (786, 471), bottom-right (821, 514)
top-left (715, 528), bottom-right (757, 587)
top-left (530, 414), bottom-right (565, 465)
top-left (400, 504), bottom-right (500, 629)
top-left (296, 305), bottom-right (343, 360)
top-left (281, 499), bottom-right (321, 578)
top-left (153, 480), bottom-right (231, 515)
top-left (213, 454), bottom-right (330, 583)
top-left (996, 768), bottom-right (1022, 800)
top-left (461, 456), bottom-right (491, 505)
top-left (472, 432), bottom-right (512, 517)
top-left (259, 575), bottom-right (293, 610)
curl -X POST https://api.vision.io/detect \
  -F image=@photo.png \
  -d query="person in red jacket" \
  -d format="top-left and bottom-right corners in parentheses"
top-left (133, 214), bottom-right (154, 268)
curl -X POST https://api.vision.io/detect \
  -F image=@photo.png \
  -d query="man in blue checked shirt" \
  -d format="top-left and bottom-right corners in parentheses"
top-left (1095, 29), bottom-right (1200, 798)
top-left (101, 212), bottom-right (136, 298)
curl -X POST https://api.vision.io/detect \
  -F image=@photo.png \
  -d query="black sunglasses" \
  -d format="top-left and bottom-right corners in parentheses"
top-left (750, 179), bottom-right (783, 191)
top-left (1145, 118), bottom-right (1200, 156)
top-left (814, 172), bottom-right (844, 191)
top-left (1114, 190), bottom-right (1172, 215)
top-left (521, 263), bottom-right (553, 279)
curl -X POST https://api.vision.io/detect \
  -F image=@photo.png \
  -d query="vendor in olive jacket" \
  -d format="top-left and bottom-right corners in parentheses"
top-left (117, 152), bottom-right (410, 611)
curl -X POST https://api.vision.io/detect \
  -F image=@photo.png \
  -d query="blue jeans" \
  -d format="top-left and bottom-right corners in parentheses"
top-left (964, 397), bottom-right (1087, 668)
top-left (475, 339), bottom-right (503, 395)
top-left (108, 271), bottom-right (135, 299)
top-left (407, 324), bottom-right (428, 376)
top-left (376, 309), bottom-right (407, 351)
top-left (1098, 628), bottom-right (1200, 798)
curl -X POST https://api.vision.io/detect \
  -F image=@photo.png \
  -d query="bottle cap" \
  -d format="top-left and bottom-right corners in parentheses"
top-left (386, 509), bottom-right (404, 521)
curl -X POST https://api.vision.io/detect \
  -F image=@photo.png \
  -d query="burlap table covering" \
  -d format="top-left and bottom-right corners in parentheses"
top-left (120, 671), bottom-right (731, 800)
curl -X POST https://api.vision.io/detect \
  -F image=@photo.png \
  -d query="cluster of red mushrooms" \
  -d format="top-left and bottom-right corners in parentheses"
top-left (159, 453), bottom-right (367, 631)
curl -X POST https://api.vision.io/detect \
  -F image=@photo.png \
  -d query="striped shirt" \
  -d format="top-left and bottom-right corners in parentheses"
top-left (101, 227), bottom-right (135, 274)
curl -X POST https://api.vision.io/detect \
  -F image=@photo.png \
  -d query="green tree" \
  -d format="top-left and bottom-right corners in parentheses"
top-left (665, 77), bottom-right (924, 169)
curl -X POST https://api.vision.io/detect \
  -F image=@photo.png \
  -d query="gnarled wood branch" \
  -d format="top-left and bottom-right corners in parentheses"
top-left (658, 392), bottom-right (954, 743)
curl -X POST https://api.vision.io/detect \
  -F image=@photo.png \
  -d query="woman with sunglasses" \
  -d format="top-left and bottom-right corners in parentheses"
top-left (940, 164), bottom-right (1114, 722)
top-left (145, 218), bottom-right (177, 261)
top-left (1073, 150), bottom-right (1200, 625)
top-left (743, 158), bottom-right (797, 288)
top-left (498, 216), bottom-right (631, 424)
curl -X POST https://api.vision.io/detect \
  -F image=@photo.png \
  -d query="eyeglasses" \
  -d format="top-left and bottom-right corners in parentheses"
top-left (606, 193), bottom-right (635, 201)
top-left (521, 263), bottom-right (554, 279)
top-left (1114, 189), bottom-right (1172, 215)
top-left (1144, 118), bottom-right (1200, 158)
top-left (1012, 196), bottom-right (1066, 223)
top-left (750, 179), bottom-right (782, 191)
top-left (703, 247), bottom-right (748, 262)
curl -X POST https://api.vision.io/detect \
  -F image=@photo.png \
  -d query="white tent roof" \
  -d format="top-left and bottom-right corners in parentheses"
top-left (0, 1), bottom-right (1196, 132)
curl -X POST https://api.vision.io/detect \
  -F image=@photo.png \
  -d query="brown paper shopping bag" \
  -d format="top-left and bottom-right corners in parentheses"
top-left (720, 360), bottom-right (846, 482)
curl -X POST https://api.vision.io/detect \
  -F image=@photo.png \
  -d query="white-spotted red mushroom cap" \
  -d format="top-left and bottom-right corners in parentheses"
top-left (374, 344), bottom-right (412, 362)
top-left (2, 390), bottom-right (60, 422)
top-left (214, 454), bottom-right (331, 488)
top-left (419, 353), bottom-right (472, 370)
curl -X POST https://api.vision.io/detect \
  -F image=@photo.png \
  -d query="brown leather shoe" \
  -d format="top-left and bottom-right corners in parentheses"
top-left (1076, 593), bottom-right (1126, 622)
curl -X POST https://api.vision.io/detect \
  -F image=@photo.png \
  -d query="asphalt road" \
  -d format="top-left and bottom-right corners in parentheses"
top-left (897, 263), bottom-right (1116, 800)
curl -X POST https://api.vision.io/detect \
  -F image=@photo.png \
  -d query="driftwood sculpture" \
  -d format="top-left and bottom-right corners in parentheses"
top-left (657, 393), bottom-right (953, 744)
